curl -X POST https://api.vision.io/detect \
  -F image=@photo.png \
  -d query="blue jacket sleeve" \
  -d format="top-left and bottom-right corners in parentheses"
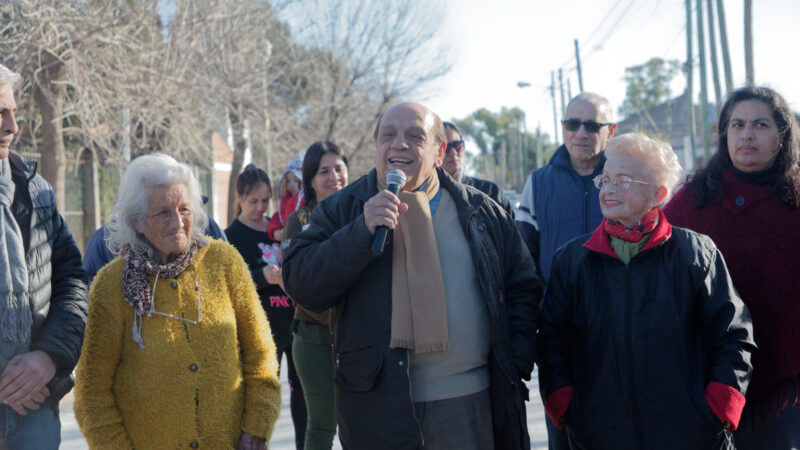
top-left (83, 226), bottom-right (114, 286)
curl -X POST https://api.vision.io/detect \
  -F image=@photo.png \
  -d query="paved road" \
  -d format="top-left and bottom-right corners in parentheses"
top-left (60, 362), bottom-right (549, 449)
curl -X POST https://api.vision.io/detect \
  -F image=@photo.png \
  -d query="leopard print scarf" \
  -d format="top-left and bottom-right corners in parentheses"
top-left (121, 241), bottom-right (197, 349)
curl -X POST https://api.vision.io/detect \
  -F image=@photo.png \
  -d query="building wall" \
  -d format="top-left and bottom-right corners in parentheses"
top-left (211, 131), bottom-right (233, 228)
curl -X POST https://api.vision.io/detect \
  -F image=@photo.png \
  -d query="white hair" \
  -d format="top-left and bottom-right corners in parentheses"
top-left (605, 133), bottom-right (683, 203)
top-left (0, 64), bottom-right (21, 88)
top-left (107, 153), bottom-right (209, 259)
top-left (565, 92), bottom-right (615, 123)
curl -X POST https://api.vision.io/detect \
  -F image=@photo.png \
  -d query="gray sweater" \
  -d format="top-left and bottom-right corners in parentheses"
top-left (409, 190), bottom-right (490, 402)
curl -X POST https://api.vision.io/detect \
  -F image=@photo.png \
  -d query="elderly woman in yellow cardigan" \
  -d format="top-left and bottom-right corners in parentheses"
top-left (74, 154), bottom-right (281, 449)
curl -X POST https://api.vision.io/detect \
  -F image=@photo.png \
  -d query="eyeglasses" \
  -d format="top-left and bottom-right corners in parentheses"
top-left (592, 174), bottom-right (652, 190)
top-left (446, 140), bottom-right (464, 154)
top-left (562, 119), bottom-right (612, 133)
top-left (150, 268), bottom-right (202, 325)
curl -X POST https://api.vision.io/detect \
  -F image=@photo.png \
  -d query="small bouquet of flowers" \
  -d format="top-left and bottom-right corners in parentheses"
top-left (258, 242), bottom-right (282, 266)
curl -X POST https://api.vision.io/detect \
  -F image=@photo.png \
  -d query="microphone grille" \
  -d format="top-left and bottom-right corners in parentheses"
top-left (386, 169), bottom-right (407, 188)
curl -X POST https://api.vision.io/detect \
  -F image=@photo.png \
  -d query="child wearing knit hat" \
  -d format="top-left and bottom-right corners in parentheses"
top-left (268, 152), bottom-right (305, 241)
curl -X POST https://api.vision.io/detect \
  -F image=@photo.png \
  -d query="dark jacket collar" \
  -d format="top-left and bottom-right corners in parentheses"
top-left (583, 208), bottom-right (673, 259)
top-left (549, 144), bottom-right (606, 176)
top-left (7, 151), bottom-right (37, 182)
top-left (350, 168), bottom-right (485, 218)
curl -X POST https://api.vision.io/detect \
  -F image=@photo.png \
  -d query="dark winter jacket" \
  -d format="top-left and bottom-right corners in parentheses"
top-left (539, 211), bottom-right (755, 450)
top-left (8, 152), bottom-right (89, 404)
top-left (283, 168), bottom-right (541, 450)
top-left (461, 175), bottom-right (515, 218)
top-left (516, 145), bottom-right (604, 282)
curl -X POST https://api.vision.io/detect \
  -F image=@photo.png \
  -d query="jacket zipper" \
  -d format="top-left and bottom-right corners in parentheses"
top-left (624, 264), bottom-right (647, 448)
top-left (583, 177), bottom-right (590, 233)
top-left (404, 350), bottom-right (425, 445)
top-left (465, 206), bottom-right (520, 414)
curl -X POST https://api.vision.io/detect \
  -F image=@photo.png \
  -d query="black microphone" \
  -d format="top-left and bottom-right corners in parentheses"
top-left (370, 169), bottom-right (407, 256)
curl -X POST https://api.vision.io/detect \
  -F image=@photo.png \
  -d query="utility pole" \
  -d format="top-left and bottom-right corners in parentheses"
top-left (551, 70), bottom-right (560, 147)
top-left (716, 0), bottom-right (734, 94)
top-left (696, 0), bottom-right (711, 158)
top-left (744, 0), bottom-right (754, 85)
top-left (567, 78), bottom-right (572, 102)
top-left (262, 39), bottom-right (273, 175)
top-left (500, 134), bottom-right (507, 189)
top-left (685, 0), bottom-right (697, 164)
top-left (558, 68), bottom-right (566, 117)
top-left (519, 111), bottom-right (527, 187)
top-left (536, 124), bottom-right (543, 169)
top-left (706, 0), bottom-right (722, 111)
top-left (574, 39), bottom-right (584, 92)
top-left (516, 117), bottom-right (524, 191)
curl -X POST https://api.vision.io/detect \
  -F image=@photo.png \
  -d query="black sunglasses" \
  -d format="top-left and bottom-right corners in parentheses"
top-left (446, 140), bottom-right (464, 154)
top-left (562, 119), bottom-right (612, 133)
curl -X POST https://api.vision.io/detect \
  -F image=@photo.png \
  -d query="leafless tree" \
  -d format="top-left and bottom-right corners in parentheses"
top-left (276, 0), bottom-right (453, 175)
top-left (170, 0), bottom-right (299, 223)
top-left (1, 0), bottom-right (453, 226)
top-left (0, 0), bottom-right (211, 210)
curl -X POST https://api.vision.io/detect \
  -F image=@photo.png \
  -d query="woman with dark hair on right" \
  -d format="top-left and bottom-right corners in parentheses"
top-left (281, 141), bottom-right (348, 450)
top-left (665, 86), bottom-right (800, 448)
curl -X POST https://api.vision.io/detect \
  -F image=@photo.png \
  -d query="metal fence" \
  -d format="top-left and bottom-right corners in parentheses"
top-left (18, 151), bottom-right (214, 253)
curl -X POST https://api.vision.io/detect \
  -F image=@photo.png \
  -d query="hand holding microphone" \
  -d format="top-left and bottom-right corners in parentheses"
top-left (365, 170), bottom-right (407, 256)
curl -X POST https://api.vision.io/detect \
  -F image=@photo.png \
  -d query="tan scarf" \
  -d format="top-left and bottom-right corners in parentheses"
top-left (388, 173), bottom-right (449, 353)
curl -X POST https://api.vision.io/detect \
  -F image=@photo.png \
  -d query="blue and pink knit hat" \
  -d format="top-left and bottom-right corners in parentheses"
top-left (285, 152), bottom-right (305, 181)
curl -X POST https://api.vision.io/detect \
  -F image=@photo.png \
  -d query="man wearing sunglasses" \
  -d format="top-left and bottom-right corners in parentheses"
top-left (515, 92), bottom-right (616, 450)
top-left (442, 122), bottom-right (515, 217)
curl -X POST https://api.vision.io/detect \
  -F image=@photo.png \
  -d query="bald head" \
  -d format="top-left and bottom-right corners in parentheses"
top-left (562, 92), bottom-right (617, 175)
top-left (374, 102), bottom-right (447, 191)
top-left (374, 102), bottom-right (446, 146)
top-left (564, 92), bottom-right (615, 123)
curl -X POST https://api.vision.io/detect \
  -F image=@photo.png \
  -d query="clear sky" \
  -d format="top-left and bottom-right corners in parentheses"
top-left (426, 0), bottom-right (799, 143)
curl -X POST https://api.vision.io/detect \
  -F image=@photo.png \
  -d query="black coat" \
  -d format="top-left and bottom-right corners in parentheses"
top-left (9, 153), bottom-right (89, 403)
top-left (283, 168), bottom-right (542, 449)
top-left (461, 175), bottom-right (515, 218)
top-left (539, 218), bottom-right (755, 450)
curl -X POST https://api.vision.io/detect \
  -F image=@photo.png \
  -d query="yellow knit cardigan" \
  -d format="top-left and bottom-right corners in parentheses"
top-left (74, 240), bottom-right (282, 449)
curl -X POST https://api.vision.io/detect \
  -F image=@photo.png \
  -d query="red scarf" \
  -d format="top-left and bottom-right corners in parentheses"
top-left (602, 208), bottom-right (660, 242)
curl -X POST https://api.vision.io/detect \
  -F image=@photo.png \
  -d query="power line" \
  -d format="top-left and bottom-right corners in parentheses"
top-left (579, 0), bottom-right (627, 50)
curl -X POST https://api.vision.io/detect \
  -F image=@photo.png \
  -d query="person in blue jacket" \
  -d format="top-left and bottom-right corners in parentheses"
top-left (83, 196), bottom-right (226, 284)
top-left (515, 92), bottom-right (616, 450)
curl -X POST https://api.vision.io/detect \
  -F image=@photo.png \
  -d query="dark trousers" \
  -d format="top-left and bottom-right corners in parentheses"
top-left (413, 388), bottom-right (494, 450)
top-left (546, 415), bottom-right (570, 450)
top-left (735, 399), bottom-right (800, 450)
top-left (292, 325), bottom-right (337, 450)
top-left (278, 342), bottom-right (308, 450)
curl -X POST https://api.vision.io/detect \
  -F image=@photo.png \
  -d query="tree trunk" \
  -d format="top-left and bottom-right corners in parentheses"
top-left (83, 147), bottom-right (101, 250)
top-left (33, 55), bottom-right (67, 212)
top-left (227, 103), bottom-right (248, 225)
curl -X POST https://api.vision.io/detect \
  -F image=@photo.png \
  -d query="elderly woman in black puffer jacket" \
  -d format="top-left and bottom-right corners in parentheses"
top-left (539, 133), bottom-right (756, 450)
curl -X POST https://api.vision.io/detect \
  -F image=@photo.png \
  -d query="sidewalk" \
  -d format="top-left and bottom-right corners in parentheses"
top-left (60, 364), bottom-right (549, 449)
